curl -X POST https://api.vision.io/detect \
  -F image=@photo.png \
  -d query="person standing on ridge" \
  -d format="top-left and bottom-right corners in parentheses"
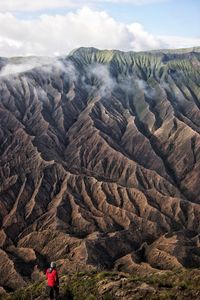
top-left (46, 262), bottom-right (60, 300)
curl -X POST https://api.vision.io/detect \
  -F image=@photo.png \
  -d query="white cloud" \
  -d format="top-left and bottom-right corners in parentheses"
top-left (90, 64), bottom-right (116, 96)
top-left (159, 35), bottom-right (200, 49)
top-left (94, 0), bottom-right (168, 4)
top-left (0, 56), bottom-right (77, 82)
top-left (128, 23), bottom-right (163, 50)
top-left (0, 61), bottom-right (41, 76)
top-left (0, 7), bottom-right (199, 57)
top-left (0, 57), bottom-right (54, 76)
top-left (0, 0), bottom-right (77, 12)
top-left (0, 0), bottom-right (169, 12)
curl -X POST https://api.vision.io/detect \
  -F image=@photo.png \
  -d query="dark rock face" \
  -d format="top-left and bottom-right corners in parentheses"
top-left (0, 47), bottom-right (200, 290)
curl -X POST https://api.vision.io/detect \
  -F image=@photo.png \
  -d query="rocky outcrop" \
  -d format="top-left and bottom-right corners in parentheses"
top-left (0, 47), bottom-right (200, 291)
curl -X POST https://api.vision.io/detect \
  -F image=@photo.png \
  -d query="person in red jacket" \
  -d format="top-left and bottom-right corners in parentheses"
top-left (46, 262), bottom-right (60, 300)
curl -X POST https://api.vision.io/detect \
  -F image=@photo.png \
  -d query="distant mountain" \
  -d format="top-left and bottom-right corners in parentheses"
top-left (0, 47), bottom-right (200, 292)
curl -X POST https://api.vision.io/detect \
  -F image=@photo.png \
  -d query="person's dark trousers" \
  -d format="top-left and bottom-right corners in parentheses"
top-left (48, 286), bottom-right (60, 300)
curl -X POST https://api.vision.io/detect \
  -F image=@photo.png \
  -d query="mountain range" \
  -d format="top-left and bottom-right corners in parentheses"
top-left (0, 47), bottom-right (200, 293)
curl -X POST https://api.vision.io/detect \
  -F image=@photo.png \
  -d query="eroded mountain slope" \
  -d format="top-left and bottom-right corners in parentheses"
top-left (0, 47), bottom-right (200, 291)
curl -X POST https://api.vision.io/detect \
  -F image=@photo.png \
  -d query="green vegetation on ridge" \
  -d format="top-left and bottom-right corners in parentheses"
top-left (3, 269), bottom-right (200, 300)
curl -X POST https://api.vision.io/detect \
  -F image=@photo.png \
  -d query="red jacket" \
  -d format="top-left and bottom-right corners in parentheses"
top-left (46, 268), bottom-right (59, 287)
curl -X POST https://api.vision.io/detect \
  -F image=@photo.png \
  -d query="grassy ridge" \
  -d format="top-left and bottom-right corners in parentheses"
top-left (3, 269), bottom-right (200, 300)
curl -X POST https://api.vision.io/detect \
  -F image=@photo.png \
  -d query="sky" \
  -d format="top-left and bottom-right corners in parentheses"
top-left (0, 0), bottom-right (199, 57)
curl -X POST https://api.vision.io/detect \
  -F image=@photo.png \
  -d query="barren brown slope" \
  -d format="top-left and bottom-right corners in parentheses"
top-left (0, 47), bottom-right (200, 292)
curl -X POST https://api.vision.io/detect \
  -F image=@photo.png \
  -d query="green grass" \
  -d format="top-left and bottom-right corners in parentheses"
top-left (4, 268), bottom-right (200, 300)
